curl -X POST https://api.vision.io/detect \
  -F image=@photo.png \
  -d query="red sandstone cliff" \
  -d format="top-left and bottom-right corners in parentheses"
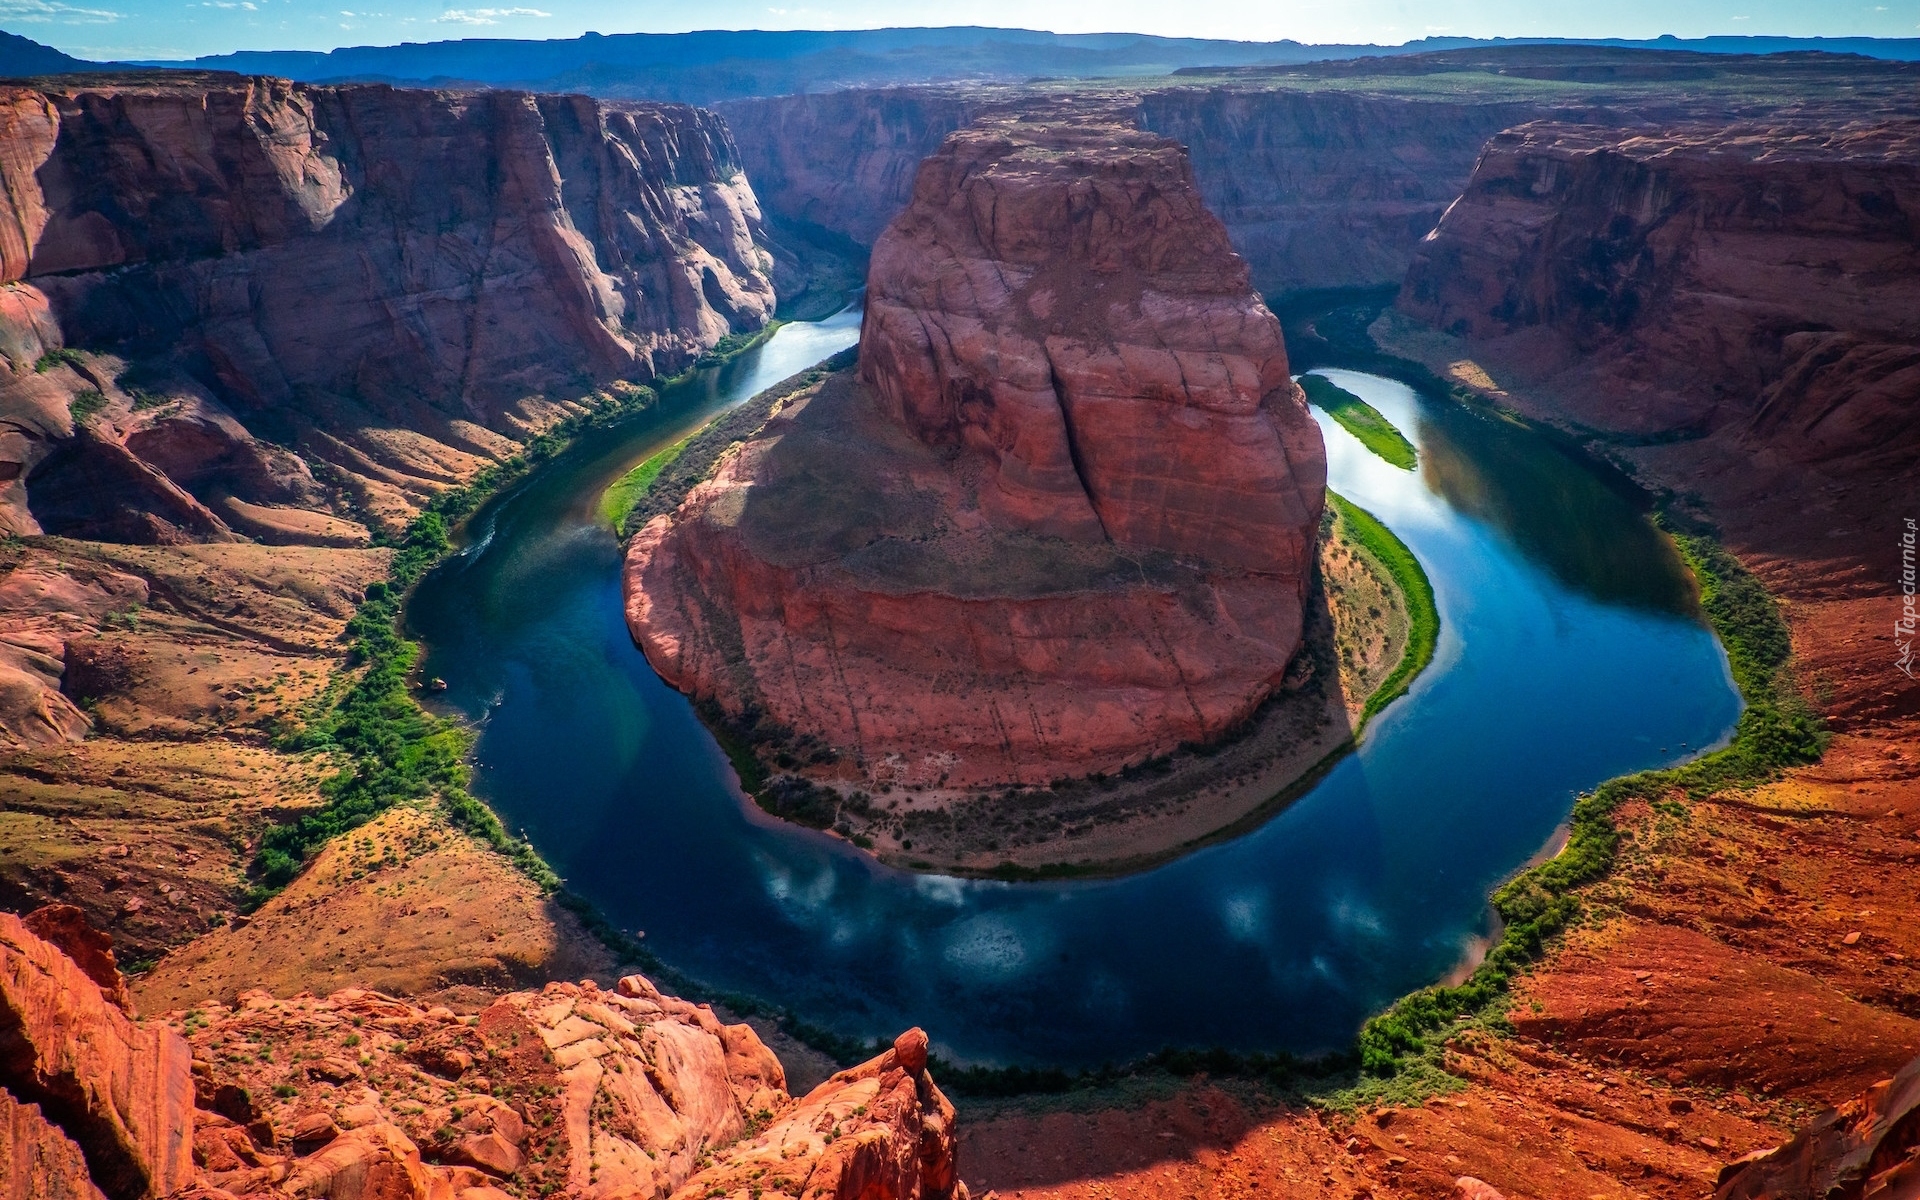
top-left (1715, 1050), bottom-right (1920, 1198)
top-left (1396, 120), bottom-right (1920, 475)
top-left (625, 110), bottom-right (1325, 790)
top-left (720, 85), bottom-right (1534, 299)
top-left (0, 74), bottom-right (774, 542)
top-left (0, 905), bottom-right (966, 1200)
top-left (716, 89), bottom-right (984, 251)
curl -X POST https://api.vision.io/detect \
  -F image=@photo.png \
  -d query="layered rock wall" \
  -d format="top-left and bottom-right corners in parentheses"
top-left (0, 74), bottom-right (774, 540)
top-left (1136, 89), bottom-right (1543, 293)
top-left (857, 109), bottom-right (1323, 573)
top-left (717, 88), bottom-right (984, 249)
top-left (627, 112), bottom-right (1325, 790)
top-left (0, 910), bottom-right (193, 1200)
top-left (721, 86), bottom-right (1547, 296)
top-left (1396, 120), bottom-right (1920, 473)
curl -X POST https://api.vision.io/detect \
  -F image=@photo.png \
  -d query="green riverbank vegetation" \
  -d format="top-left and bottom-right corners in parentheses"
top-left (235, 340), bottom-right (891, 1070)
top-left (1301, 372), bottom-right (1418, 470)
top-left (248, 324), bottom-right (812, 909)
top-left (246, 386), bottom-right (682, 907)
top-left (233, 292), bottom-right (1831, 1113)
top-left (694, 320), bottom-right (784, 368)
top-left (615, 347), bottom-right (857, 539)
top-left (1327, 492), bottom-right (1440, 728)
top-left (1346, 516), bottom-right (1824, 1090)
top-left (926, 296), bottom-right (1829, 1106)
top-left (600, 434), bottom-right (692, 532)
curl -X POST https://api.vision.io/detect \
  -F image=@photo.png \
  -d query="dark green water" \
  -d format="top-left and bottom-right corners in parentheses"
top-left (408, 324), bottom-right (1741, 1068)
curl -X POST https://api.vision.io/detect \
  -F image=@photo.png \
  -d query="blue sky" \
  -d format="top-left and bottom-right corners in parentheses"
top-left (11, 0), bottom-right (1915, 65)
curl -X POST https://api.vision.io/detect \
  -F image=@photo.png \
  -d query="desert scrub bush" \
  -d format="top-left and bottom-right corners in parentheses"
top-left (68, 388), bottom-right (108, 423)
top-left (34, 347), bottom-right (84, 372)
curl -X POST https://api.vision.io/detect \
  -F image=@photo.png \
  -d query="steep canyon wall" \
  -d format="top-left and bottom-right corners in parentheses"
top-left (0, 74), bottom-right (775, 542)
top-left (722, 86), bottom-right (1554, 297)
top-left (1393, 118), bottom-right (1920, 605)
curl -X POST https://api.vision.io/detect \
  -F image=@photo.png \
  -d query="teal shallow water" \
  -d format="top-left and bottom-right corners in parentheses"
top-left (408, 320), bottom-right (1740, 1067)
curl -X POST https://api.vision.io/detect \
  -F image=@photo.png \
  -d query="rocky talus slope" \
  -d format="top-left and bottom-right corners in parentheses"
top-left (0, 905), bottom-right (968, 1200)
top-left (626, 110), bottom-right (1324, 790)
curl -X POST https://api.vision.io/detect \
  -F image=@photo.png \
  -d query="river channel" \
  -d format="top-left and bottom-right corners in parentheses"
top-left (408, 311), bottom-right (1742, 1067)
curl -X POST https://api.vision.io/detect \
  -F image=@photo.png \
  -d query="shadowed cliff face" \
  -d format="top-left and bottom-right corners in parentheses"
top-left (626, 110), bottom-right (1325, 790)
top-left (1396, 120), bottom-right (1920, 477)
top-left (724, 87), bottom-right (1532, 298)
top-left (0, 73), bottom-right (774, 541)
top-left (1134, 89), bottom-right (1551, 294)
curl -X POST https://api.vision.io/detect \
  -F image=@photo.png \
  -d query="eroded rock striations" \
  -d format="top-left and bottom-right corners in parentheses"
top-left (1715, 1049), bottom-right (1920, 1199)
top-left (0, 73), bottom-right (774, 541)
top-left (721, 85), bottom-right (1538, 300)
top-left (1396, 120), bottom-right (1920, 478)
top-left (626, 110), bottom-right (1325, 790)
top-left (0, 906), bottom-right (967, 1200)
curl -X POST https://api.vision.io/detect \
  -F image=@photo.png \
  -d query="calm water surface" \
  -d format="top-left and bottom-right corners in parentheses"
top-left (409, 320), bottom-right (1741, 1067)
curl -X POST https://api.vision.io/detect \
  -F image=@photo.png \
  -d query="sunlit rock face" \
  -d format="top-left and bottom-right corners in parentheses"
top-left (0, 906), bottom-right (968, 1200)
top-left (0, 75), bottom-right (775, 540)
top-left (626, 109), bottom-right (1326, 789)
top-left (1398, 120), bottom-right (1920, 467)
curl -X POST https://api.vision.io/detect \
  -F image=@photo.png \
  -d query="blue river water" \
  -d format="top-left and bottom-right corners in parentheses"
top-left (408, 314), bottom-right (1742, 1067)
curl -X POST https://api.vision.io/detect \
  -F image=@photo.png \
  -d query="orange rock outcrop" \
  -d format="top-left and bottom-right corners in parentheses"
top-left (0, 906), bottom-right (964, 1200)
top-left (626, 110), bottom-right (1325, 789)
top-left (1716, 1050), bottom-right (1920, 1198)
top-left (0, 910), bottom-right (193, 1200)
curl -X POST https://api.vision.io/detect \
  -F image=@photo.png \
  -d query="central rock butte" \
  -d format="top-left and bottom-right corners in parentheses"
top-left (625, 109), bottom-right (1326, 790)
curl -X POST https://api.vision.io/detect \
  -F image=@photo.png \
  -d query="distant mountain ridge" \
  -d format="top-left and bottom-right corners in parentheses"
top-left (7, 25), bottom-right (1920, 100)
top-left (107, 27), bottom-right (1920, 103)
top-left (0, 28), bottom-right (94, 76)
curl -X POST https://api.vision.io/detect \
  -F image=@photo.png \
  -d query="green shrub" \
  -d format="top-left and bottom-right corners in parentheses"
top-left (238, 389), bottom-right (681, 908)
top-left (600, 435), bottom-right (691, 532)
top-left (1328, 492), bottom-right (1439, 726)
top-left (34, 347), bottom-right (84, 373)
top-left (68, 389), bottom-right (107, 423)
top-left (693, 321), bottom-right (783, 368)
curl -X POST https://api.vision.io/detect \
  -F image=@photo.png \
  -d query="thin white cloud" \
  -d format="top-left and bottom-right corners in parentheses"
top-left (435, 5), bottom-right (548, 23)
top-left (0, 0), bottom-right (122, 22)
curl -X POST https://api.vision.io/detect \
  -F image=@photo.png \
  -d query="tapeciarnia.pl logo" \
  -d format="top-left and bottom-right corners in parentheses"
top-left (1900, 516), bottom-right (1917, 679)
